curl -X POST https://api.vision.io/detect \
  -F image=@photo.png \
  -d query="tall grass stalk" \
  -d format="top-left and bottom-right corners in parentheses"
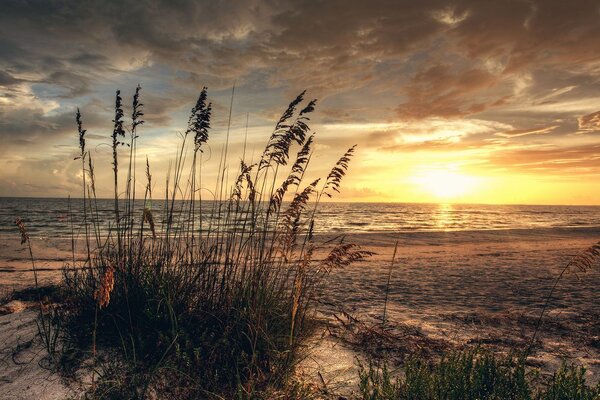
top-left (14, 218), bottom-right (61, 357)
top-left (382, 240), bottom-right (398, 328)
top-left (528, 240), bottom-right (600, 355)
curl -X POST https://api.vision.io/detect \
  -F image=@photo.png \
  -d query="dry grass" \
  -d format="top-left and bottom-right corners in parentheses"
top-left (18, 86), bottom-right (373, 398)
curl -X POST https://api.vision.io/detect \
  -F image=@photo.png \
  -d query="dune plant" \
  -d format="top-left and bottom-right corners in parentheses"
top-left (13, 217), bottom-right (62, 359)
top-left (358, 350), bottom-right (600, 400)
top-left (59, 86), bottom-right (371, 398)
top-left (529, 239), bottom-right (600, 354)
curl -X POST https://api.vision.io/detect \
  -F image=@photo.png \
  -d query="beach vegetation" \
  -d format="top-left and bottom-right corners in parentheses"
top-left (358, 350), bottom-right (600, 400)
top-left (39, 86), bottom-right (371, 398)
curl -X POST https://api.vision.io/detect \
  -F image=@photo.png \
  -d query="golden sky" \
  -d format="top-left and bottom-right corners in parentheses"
top-left (1, 0), bottom-right (600, 204)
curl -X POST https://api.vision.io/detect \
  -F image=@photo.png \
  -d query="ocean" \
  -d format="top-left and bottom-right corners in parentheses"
top-left (2, 197), bottom-right (600, 238)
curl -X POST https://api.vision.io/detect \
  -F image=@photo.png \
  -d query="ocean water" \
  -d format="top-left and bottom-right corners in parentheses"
top-left (2, 197), bottom-right (600, 238)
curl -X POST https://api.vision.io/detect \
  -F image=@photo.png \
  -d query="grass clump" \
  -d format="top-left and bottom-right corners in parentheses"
top-left (358, 350), bottom-right (600, 400)
top-left (41, 86), bottom-right (372, 398)
top-left (540, 364), bottom-right (600, 400)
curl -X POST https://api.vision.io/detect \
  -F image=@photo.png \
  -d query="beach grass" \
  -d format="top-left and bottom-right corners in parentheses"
top-left (26, 86), bottom-right (374, 398)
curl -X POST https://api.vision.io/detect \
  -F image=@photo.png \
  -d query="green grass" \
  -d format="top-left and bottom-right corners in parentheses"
top-left (358, 350), bottom-right (600, 400)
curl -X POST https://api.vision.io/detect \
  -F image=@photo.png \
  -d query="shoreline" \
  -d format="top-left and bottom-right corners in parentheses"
top-left (4, 223), bottom-right (600, 239)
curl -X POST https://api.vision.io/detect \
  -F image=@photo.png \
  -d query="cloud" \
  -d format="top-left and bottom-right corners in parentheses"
top-left (451, 0), bottom-right (600, 72)
top-left (0, 106), bottom-right (73, 147)
top-left (496, 125), bottom-right (558, 138)
top-left (1, 0), bottom-right (599, 110)
top-left (487, 143), bottom-right (600, 174)
top-left (578, 111), bottom-right (600, 133)
top-left (0, 70), bottom-right (21, 86)
top-left (1, 0), bottom-right (600, 198)
top-left (396, 64), bottom-right (501, 119)
top-left (357, 118), bottom-right (511, 151)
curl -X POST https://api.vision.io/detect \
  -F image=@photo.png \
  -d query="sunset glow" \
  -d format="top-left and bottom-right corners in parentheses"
top-left (411, 169), bottom-right (480, 200)
top-left (0, 1), bottom-right (599, 205)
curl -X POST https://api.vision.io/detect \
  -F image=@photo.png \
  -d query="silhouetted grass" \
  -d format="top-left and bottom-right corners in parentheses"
top-left (50, 86), bottom-right (371, 398)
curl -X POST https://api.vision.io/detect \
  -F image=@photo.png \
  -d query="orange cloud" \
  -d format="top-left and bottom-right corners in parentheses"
top-left (578, 111), bottom-right (600, 133)
top-left (496, 125), bottom-right (558, 138)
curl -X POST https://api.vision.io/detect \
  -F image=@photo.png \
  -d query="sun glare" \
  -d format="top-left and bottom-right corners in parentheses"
top-left (412, 169), bottom-right (479, 200)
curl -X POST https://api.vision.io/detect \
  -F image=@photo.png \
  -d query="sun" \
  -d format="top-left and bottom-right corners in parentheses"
top-left (411, 169), bottom-right (479, 200)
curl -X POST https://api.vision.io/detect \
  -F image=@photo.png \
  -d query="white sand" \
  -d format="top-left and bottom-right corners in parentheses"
top-left (0, 309), bottom-right (76, 399)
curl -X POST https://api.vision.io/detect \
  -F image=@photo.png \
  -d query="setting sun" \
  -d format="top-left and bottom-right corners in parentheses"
top-left (411, 169), bottom-right (480, 199)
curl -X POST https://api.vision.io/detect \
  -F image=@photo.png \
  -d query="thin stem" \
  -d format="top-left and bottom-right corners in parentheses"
top-left (382, 240), bottom-right (398, 328)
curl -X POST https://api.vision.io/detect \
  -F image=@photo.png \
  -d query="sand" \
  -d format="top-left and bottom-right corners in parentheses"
top-left (0, 235), bottom-right (78, 295)
top-left (306, 228), bottom-right (600, 394)
top-left (1, 228), bottom-right (599, 398)
top-left (0, 309), bottom-right (78, 399)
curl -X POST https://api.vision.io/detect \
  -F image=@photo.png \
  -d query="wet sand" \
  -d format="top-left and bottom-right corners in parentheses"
top-left (0, 235), bottom-right (78, 295)
top-left (1, 228), bottom-right (599, 396)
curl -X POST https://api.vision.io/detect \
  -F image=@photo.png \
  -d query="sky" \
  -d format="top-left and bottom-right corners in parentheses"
top-left (1, 0), bottom-right (600, 205)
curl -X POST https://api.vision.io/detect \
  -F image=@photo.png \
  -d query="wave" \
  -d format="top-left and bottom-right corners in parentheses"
top-left (3, 197), bottom-right (600, 236)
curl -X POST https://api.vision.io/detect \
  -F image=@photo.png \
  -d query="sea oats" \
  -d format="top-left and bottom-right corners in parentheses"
top-left (95, 263), bottom-right (115, 309)
top-left (14, 217), bottom-right (29, 245)
top-left (56, 87), bottom-right (369, 398)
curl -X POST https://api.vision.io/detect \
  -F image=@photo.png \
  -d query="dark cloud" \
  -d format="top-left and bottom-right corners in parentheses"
top-left (1, 0), bottom-right (599, 107)
top-left (0, 70), bottom-right (21, 86)
top-left (0, 96), bottom-right (114, 158)
top-left (397, 64), bottom-right (500, 119)
top-left (0, 107), bottom-right (73, 140)
top-left (45, 71), bottom-right (92, 98)
top-left (453, 0), bottom-right (600, 72)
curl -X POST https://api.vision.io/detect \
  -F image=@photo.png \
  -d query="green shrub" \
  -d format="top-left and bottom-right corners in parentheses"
top-left (358, 350), bottom-right (599, 400)
top-left (539, 364), bottom-right (600, 400)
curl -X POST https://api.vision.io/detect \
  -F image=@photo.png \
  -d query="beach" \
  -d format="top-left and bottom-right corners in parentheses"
top-left (1, 225), bottom-right (599, 396)
top-left (311, 228), bottom-right (600, 391)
